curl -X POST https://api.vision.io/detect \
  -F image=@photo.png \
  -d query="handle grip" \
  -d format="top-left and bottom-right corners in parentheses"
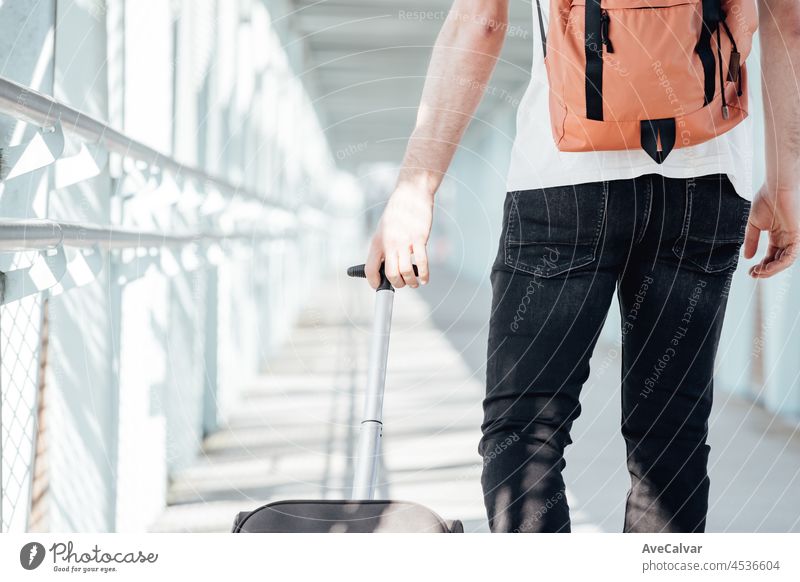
top-left (347, 263), bottom-right (419, 291)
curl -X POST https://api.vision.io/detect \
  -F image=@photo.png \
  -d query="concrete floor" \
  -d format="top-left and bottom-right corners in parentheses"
top-left (153, 266), bottom-right (800, 533)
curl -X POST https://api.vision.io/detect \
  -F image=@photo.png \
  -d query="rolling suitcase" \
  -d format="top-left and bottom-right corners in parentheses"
top-left (232, 264), bottom-right (463, 533)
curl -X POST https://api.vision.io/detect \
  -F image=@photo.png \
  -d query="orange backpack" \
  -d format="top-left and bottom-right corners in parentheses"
top-left (535, 0), bottom-right (758, 162)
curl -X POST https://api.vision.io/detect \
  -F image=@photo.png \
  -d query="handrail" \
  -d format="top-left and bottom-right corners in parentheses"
top-left (0, 219), bottom-right (288, 252)
top-left (0, 76), bottom-right (294, 212)
top-left (0, 219), bottom-right (61, 251)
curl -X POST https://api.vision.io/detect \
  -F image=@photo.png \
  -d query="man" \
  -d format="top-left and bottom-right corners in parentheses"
top-left (363, 0), bottom-right (800, 532)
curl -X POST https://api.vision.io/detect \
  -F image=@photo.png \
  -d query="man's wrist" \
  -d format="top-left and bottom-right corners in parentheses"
top-left (395, 171), bottom-right (439, 201)
top-left (763, 181), bottom-right (800, 199)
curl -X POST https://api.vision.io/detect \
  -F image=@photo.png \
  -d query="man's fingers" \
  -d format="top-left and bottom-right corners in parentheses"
top-left (412, 242), bottom-right (430, 285)
top-left (384, 252), bottom-right (404, 288)
top-left (743, 222), bottom-right (761, 259)
top-left (750, 244), bottom-right (797, 278)
top-left (751, 256), bottom-right (789, 278)
top-left (749, 243), bottom-right (777, 278)
top-left (364, 243), bottom-right (383, 289)
top-left (365, 238), bottom-right (429, 290)
top-left (398, 251), bottom-right (419, 288)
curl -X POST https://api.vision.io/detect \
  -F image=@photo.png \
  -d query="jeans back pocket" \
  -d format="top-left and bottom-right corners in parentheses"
top-left (503, 184), bottom-right (608, 278)
top-left (671, 177), bottom-right (751, 274)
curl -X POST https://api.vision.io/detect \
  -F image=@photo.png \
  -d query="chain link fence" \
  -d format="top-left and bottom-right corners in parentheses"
top-left (0, 261), bottom-right (43, 532)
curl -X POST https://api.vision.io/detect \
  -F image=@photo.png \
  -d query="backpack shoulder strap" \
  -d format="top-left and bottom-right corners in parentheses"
top-left (535, 0), bottom-right (547, 59)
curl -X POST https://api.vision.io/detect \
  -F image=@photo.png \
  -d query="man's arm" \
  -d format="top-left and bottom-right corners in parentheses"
top-left (745, 0), bottom-right (800, 277)
top-left (365, 0), bottom-right (509, 289)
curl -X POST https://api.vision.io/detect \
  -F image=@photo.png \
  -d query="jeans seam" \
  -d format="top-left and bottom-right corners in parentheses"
top-left (504, 191), bottom-right (520, 271)
top-left (671, 180), bottom-right (694, 260)
top-left (634, 178), bottom-right (653, 245)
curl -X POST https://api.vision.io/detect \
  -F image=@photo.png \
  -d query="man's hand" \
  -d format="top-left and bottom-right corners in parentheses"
top-left (365, 185), bottom-right (433, 289)
top-left (744, 185), bottom-right (800, 278)
top-left (361, 0), bottom-right (508, 289)
top-left (753, 0), bottom-right (800, 278)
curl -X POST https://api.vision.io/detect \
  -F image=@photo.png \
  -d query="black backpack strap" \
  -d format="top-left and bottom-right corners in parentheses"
top-left (535, 0), bottom-right (547, 59)
top-left (696, 0), bottom-right (722, 105)
top-left (585, 0), bottom-right (604, 121)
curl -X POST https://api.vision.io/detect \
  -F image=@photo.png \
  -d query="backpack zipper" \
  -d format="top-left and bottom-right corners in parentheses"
top-left (600, 10), bottom-right (614, 53)
top-left (720, 13), bottom-right (743, 96)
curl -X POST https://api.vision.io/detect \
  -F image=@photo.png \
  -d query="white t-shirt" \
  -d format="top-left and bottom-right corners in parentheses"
top-left (506, 3), bottom-right (755, 200)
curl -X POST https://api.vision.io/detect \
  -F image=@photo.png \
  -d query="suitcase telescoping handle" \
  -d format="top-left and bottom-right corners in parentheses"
top-left (346, 263), bottom-right (418, 499)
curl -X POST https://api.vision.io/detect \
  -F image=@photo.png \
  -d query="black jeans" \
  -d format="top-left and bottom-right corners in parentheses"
top-left (479, 174), bottom-right (751, 533)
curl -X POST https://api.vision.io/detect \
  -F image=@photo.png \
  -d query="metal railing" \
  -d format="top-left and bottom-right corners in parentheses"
top-left (0, 73), bottom-right (335, 532)
top-left (0, 77), bottom-right (295, 211)
top-left (0, 218), bottom-right (291, 252)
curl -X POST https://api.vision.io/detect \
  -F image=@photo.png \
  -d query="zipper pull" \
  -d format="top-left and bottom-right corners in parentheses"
top-left (727, 50), bottom-right (741, 84)
top-left (720, 15), bottom-right (742, 95)
top-left (600, 11), bottom-right (614, 53)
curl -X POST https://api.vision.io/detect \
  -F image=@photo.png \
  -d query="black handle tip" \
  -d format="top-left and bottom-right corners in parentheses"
top-left (347, 264), bottom-right (367, 278)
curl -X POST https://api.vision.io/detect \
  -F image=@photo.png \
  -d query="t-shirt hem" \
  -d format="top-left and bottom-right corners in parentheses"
top-left (506, 162), bottom-right (753, 200)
